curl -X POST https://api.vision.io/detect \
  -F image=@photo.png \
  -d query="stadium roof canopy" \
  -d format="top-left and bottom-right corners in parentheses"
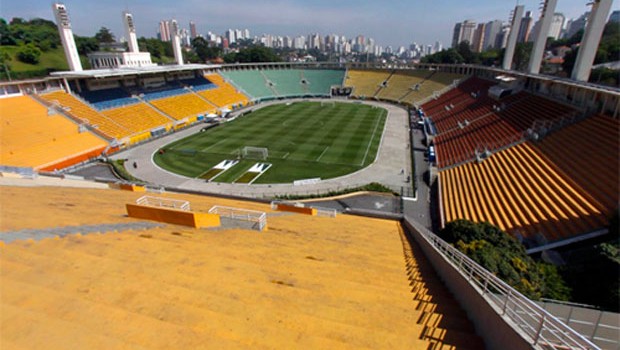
top-left (50, 64), bottom-right (221, 79)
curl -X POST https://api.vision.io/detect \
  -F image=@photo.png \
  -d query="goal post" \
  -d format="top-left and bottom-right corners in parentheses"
top-left (320, 100), bottom-right (336, 107)
top-left (241, 146), bottom-right (268, 160)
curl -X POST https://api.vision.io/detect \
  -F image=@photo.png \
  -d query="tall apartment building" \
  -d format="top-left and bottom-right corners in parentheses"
top-left (452, 20), bottom-right (476, 48)
top-left (517, 11), bottom-right (533, 43)
top-left (158, 20), bottom-right (171, 42)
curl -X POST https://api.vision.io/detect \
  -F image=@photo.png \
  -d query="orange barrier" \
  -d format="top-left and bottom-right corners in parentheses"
top-left (109, 183), bottom-right (146, 192)
top-left (275, 204), bottom-right (317, 216)
top-left (126, 203), bottom-right (221, 228)
top-left (39, 146), bottom-right (105, 172)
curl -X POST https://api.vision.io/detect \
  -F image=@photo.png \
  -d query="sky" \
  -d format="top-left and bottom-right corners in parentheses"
top-left (0, 0), bottom-right (611, 48)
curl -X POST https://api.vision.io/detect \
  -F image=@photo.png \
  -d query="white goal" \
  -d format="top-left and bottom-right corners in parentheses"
top-left (241, 146), bottom-right (268, 160)
top-left (320, 100), bottom-right (336, 107)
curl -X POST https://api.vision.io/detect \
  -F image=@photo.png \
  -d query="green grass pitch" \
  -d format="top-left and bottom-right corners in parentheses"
top-left (153, 101), bottom-right (387, 184)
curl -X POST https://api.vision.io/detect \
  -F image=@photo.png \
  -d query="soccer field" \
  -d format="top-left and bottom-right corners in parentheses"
top-left (153, 101), bottom-right (387, 184)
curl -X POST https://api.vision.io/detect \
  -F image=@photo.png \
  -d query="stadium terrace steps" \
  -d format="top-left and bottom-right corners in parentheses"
top-left (221, 69), bottom-right (275, 99)
top-left (301, 69), bottom-right (346, 95)
top-left (262, 69), bottom-right (305, 96)
top-left (201, 73), bottom-right (250, 109)
top-left (0, 95), bottom-right (107, 170)
top-left (221, 69), bottom-right (345, 100)
top-left (345, 69), bottom-right (392, 98)
top-left (439, 143), bottom-right (607, 242)
top-left (148, 92), bottom-right (216, 120)
top-left (375, 71), bottom-right (429, 101)
top-left (40, 90), bottom-right (131, 140)
top-left (0, 185), bottom-right (484, 349)
top-left (426, 78), bottom-right (579, 168)
top-left (101, 102), bottom-right (174, 136)
top-left (533, 114), bottom-right (619, 216)
top-left (345, 69), bottom-right (464, 106)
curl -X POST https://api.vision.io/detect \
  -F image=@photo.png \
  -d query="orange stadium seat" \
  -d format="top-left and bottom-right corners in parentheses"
top-left (0, 95), bottom-right (107, 170)
top-left (439, 143), bottom-right (607, 242)
top-left (149, 92), bottom-right (217, 120)
top-left (200, 73), bottom-right (250, 109)
top-left (101, 103), bottom-right (173, 135)
top-left (40, 90), bottom-right (131, 140)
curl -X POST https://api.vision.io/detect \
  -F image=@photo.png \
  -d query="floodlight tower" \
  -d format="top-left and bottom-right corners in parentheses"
top-left (527, 0), bottom-right (558, 74)
top-left (52, 3), bottom-right (83, 71)
top-left (502, 5), bottom-right (525, 70)
top-left (571, 0), bottom-right (614, 81)
top-left (123, 12), bottom-right (140, 53)
top-left (170, 20), bottom-right (184, 66)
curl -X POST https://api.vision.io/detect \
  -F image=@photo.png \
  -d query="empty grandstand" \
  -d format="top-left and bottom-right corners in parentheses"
top-left (200, 73), bottom-right (250, 110)
top-left (220, 68), bottom-right (345, 100)
top-left (533, 114), bottom-right (619, 217)
top-left (0, 95), bottom-right (106, 171)
top-left (345, 69), bottom-right (463, 105)
top-left (439, 142), bottom-right (608, 244)
top-left (423, 77), bottom-right (580, 168)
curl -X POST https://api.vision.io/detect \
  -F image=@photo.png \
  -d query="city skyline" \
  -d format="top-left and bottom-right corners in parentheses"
top-left (0, 0), bottom-right (602, 49)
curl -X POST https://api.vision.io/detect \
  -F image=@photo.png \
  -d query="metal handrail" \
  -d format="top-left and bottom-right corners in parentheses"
top-left (404, 217), bottom-right (600, 350)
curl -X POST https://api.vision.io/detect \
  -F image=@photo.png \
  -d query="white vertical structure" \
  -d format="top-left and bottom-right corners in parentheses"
top-left (527, 0), bottom-right (558, 74)
top-left (123, 12), bottom-right (139, 53)
top-left (571, 0), bottom-right (614, 82)
top-left (52, 3), bottom-right (82, 72)
top-left (170, 20), bottom-right (184, 66)
top-left (503, 5), bottom-right (525, 70)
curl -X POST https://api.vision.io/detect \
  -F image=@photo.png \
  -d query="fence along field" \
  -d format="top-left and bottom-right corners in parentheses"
top-left (153, 101), bottom-right (387, 184)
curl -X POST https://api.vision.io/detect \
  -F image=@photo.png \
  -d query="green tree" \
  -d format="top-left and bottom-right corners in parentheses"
top-left (95, 27), bottom-right (115, 44)
top-left (75, 35), bottom-right (99, 55)
top-left (512, 42), bottom-right (533, 71)
top-left (421, 48), bottom-right (464, 64)
top-left (16, 43), bottom-right (41, 64)
top-left (439, 220), bottom-right (570, 300)
top-left (561, 209), bottom-right (620, 311)
top-left (191, 37), bottom-right (221, 62)
top-left (224, 45), bottom-right (281, 63)
top-left (457, 41), bottom-right (478, 64)
top-left (0, 18), bottom-right (16, 45)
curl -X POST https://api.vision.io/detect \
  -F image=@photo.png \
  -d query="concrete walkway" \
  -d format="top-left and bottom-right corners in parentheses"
top-left (111, 99), bottom-right (413, 199)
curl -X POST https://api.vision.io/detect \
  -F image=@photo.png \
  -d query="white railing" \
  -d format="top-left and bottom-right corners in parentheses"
top-left (270, 200), bottom-right (337, 217)
top-left (208, 205), bottom-right (267, 231)
top-left (404, 217), bottom-right (600, 350)
top-left (136, 195), bottom-right (190, 211)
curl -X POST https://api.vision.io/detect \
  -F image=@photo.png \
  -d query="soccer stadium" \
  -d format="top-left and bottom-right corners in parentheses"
top-left (1, 1), bottom-right (619, 349)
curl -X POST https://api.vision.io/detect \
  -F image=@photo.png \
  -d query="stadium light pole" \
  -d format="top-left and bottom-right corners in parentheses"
top-left (503, 5), bottom-right (525, 70)
top-left (571, 0), bottom-right (614, 81)
top-left (527, 0), bottom-right (558, 74)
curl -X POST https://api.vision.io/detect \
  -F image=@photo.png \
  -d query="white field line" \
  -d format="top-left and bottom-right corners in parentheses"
top-left (282, 152), bottom-right (290, 159)
top-left (360, 113), bottom-right (382, 166)
top-left (248, 163), bottom-right (272, 184)
top-left (316, 146), bottom-right (330, 162)
top-left (201, 138), bottom-right (228, 152)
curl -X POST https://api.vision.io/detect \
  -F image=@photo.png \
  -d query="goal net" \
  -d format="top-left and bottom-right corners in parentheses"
top-left (321, 100), bottom-right (336, 107)
top-left (241, 146), bottom-right (268, 160)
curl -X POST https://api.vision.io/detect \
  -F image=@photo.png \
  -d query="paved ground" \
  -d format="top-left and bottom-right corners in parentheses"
top-left (110, 99), bottom-right (413, 199)
top-left (403, 121), bottom-right (433, 229)
top-left (305, 193), bottom-right (401, 215)
top-left (68, 163), bottom-right (119, 182)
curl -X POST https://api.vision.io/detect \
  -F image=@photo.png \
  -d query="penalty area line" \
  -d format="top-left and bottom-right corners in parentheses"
top-left (316, 146), bottom-right (330, 162)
